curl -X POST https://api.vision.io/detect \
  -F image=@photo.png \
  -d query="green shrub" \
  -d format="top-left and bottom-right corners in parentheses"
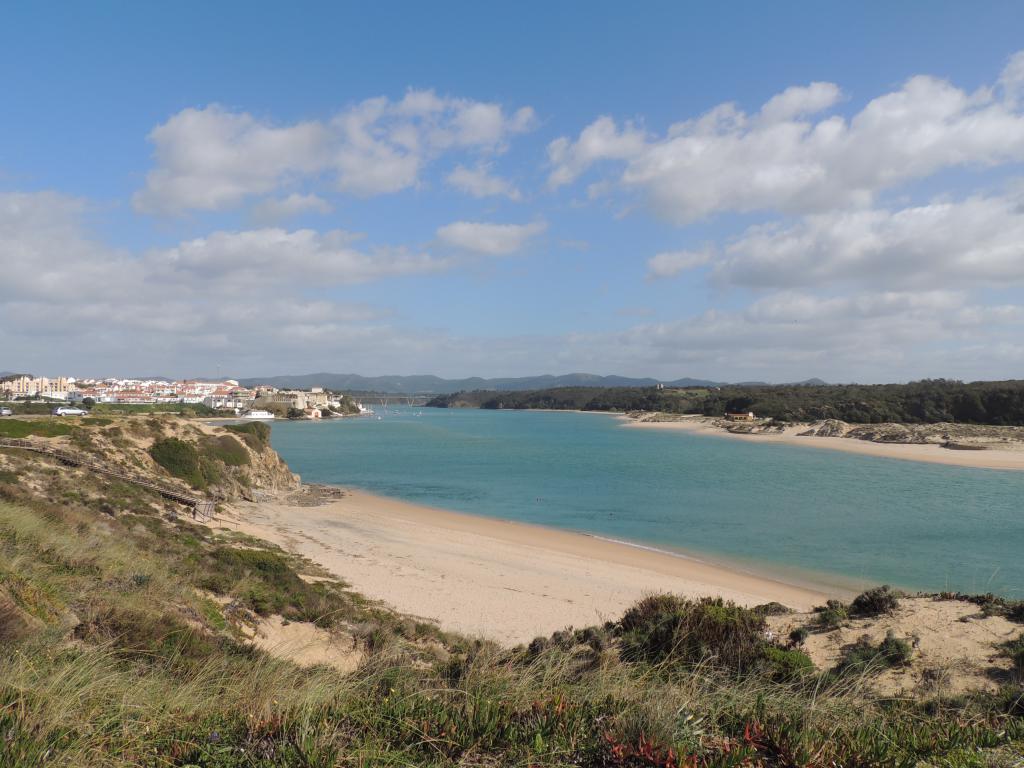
top-left (837, 631), bottom-right (912, 675)
top-left (194, 546), bottom-right (352, 628)
top-left (201, 435), bottom-right (250, 467)
top-left (73, 602), bottom-right (220, 661)
top-left (199, 456), bottom-right (223, 486)
top-left (754, 601), bottom-right (791, 616)
top-left (149, 438), bottom-right (205, 489)
top-left (617, 595), bottom-right (766, 672)
top-left (850, 585), bottom-right (901, 618)
top-left (762, 645), bottom-right (815, 681)
top-left (811, 599), bottom-right (848, 631)
top-left (225, 421), bottom-right (270, 449)
top-left (789, 626), bottom-right (810, 646)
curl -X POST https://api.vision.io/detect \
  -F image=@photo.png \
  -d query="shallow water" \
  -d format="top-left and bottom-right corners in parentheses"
top-left (268, 408), bottom-right (1024, 597)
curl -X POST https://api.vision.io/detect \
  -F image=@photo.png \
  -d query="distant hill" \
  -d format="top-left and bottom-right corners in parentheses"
top-left (235, 372), bottom-right (728, 394)
top-left (426, 379), bottom-right (1024, 425)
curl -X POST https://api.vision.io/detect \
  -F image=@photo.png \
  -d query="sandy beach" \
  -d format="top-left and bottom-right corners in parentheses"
top-left (622, 415), bottom-right (1024, 471)
top-left (218, 488), bottom-right (836, 645)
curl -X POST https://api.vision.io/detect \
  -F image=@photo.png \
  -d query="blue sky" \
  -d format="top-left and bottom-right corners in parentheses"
top-left (3, 2), bottom-right (1024, 381)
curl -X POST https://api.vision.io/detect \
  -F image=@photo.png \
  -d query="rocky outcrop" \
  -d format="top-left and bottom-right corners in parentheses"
top-left (798, 420), bottom-right (1024, 449)
top-left (9, 415), bottom-right (300, 506)
top-left (798, 419), bottom-right (852, 438)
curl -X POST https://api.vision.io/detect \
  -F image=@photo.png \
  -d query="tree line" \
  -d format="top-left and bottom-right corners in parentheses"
top-left (426, 379), bottom-right (1024, 425)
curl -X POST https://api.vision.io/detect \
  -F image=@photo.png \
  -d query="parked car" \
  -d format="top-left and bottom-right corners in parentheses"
top-left (0, 407), bottom-right (12, 416)
top-left (52, 406), bottom-right (87, 416)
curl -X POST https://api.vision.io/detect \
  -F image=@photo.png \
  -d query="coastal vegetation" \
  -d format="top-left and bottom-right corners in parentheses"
top-left (849, 584), bottom-right (902, 617)
top-left (427, 379), bottom-right (1024, 426)
top-left (145, 423), bottom-right (286, 495)
top-left (2, 416), bottom-right (1023, 765)
top-left (0, 418), bottom-right (74, 439)
top-left (89, 402), bottom-right (219, 417)
top-left (2, 480), bottom-right (1023, 766)
top-left (225, 420), bottom-right (272, 449)
top-left (149, 437), bottom-right (210, 489)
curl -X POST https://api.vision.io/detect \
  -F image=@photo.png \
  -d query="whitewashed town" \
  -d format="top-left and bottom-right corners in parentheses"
top-left (0, 374), bottom-right (372, 419)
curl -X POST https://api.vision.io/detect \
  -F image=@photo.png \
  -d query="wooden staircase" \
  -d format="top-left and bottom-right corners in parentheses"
top-left (0, 437), bottom-right (216, 520)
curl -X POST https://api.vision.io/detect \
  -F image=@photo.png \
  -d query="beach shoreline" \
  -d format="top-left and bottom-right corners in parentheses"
top-left (620, 414), bottom-right (1024, 471)
top-left (217, 487), bottom-right (841, 645)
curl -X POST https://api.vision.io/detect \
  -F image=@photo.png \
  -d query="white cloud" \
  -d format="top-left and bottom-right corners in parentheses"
top-left (646, 248), bottom-right (713, 279)
top-left (150, 228), bottom-right (449, 287)
top-left (548, 52), bottom-right (1024, 222)
top-left (1000, 51), bottom-right (1024, 107)
top-left (0, 192), bottom-right (141, 305)
top-left (4, 192), bottom-right (1023, 381)
top-left (567, 290), bottom-right (1024, 382)
top-left (0, 191), bottom-right (518, 376)
top-left (436, 220), bottom-right (546, 255)
top-left (547, 116), bottom-right (646, 188)
top-left (715, 191), bottom-right (1024, 289)
top-left (446, 163), bottom-right (522, 200)
top-left (251, 193), bottom-right (332, 223)
top-left (759, 82), bottom-right (843, 123)
top-left (133, 106), bottom-right (329, 214)
top-left (135, 91), bottom-right (537, 213)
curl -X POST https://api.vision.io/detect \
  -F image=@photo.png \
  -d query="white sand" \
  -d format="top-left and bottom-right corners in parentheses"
top-left (250, 615), bottom-right (363, 672)
top-left (217, 489), bottom-right (836, 646)
top-left (769, 598), bottom-right (1020, 695)
top-left (623, 416), bottom-right (1024, 471)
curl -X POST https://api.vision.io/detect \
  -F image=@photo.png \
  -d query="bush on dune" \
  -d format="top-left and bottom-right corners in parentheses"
top-left (836, 630), bottom-right (913, 676)
top-left (195, 545), bottom-right (356, 628)
top-left (201, 434), bottom-right (250, 466)
top-left (150, 434), bottom-right (253, 490)
top-left (849, 585), bottom-right (901, 618)
top-left (617, 595), bottom-right (767, 672)
top-left (761, 644), bottom-right (815, 681)
top-left (225, 420), bottom-right (271, 449)
top-left (811, 599), bottom-right (849, 631)
top-left (149, 437), bottom-right (206, 489)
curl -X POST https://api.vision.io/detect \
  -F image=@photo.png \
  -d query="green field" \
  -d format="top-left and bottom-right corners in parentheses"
top-left (0, 418), bottom-right (73, 438)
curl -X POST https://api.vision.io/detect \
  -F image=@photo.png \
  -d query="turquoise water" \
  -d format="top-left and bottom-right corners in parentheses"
top-left (268, 408), bottom-right (1024, 597)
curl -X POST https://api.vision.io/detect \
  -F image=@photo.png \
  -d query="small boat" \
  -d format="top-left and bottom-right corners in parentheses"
top-left (242, 410), bottom-right (275, 420)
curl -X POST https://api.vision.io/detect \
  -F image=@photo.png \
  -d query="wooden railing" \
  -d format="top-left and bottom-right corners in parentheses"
top-left (0, 437), bottom-right (215, 520)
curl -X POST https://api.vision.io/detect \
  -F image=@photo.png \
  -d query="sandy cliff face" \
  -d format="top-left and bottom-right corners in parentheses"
top-left (143, 418), bottom-right (302, 499)
top-left (0, 415), bottom-right (300, 507)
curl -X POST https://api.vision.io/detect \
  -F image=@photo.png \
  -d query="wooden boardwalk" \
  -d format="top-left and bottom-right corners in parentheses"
top-left (0, 437), bottom-right (216, 520)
